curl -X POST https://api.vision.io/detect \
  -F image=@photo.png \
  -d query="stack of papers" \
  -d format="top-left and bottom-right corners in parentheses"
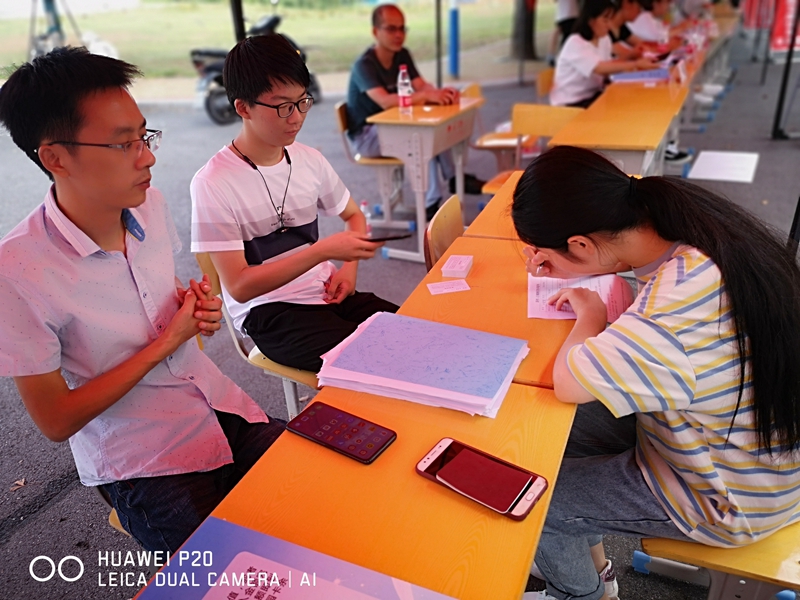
top-left (609, 68), bottom-right (670, 83)
top-left (528, 274), bottom-right (634, 322)
top-left (318, 312), bottom-right (529, 418)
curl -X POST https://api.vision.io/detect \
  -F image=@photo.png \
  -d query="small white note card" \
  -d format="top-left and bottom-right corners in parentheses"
top-left (527, 274), bottom-right (633, 322)
top-left (428, 279), bottom-right (471, 295)
top-left (441, 254), bottom-right (473, 278)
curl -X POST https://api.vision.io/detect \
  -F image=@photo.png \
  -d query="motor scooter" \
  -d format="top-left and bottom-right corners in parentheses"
top-left (191, 11), bottom-right (321, 125)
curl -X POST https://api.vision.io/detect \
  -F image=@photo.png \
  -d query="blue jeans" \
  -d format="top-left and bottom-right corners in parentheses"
top-left (101, 411), bottom-right (285, 552)
top-left (535, 402), bottom-right (690, 600)
top-left (350, 124), bottom-right (455, 208)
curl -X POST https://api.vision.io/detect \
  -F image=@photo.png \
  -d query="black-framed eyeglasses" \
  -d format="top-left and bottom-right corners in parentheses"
top-left (252, 96), bottom-right (314, 118)
top-left (46, 129), bottom-right (162, 158)
top-left (380, 25), bottom-right (407, 34)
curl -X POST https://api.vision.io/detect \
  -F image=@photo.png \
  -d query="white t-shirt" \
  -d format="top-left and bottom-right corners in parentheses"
top-left (556, 0), bottom-right (579, 23)
top-left (628, 11), bottom-right (670, 42)
top-left (551, 34), bottom-right (612, 106)
top-left (190, 142), bottom-right (350, 333)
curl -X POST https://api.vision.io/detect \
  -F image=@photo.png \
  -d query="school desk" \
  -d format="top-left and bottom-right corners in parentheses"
top-left (211, 383), bottom-right (576, 600)
top-left (463, 170), bottom-right (523, 241)
top-left (367, 97), bottom-right (484, 263)
top-left (398, 235), bottom-right (574, 388)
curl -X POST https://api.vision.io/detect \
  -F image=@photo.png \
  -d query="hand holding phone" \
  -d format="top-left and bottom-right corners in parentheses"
top-left (287, 401), bottom-right (396, 464)
top-left (416, 438), bottom-right (547, 520)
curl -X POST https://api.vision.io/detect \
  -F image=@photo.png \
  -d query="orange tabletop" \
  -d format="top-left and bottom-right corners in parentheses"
top-left (212, 383), bottom-right (576, 600)
top-left (398, 236), bottom-right (574, 388)
top-left (366, 96), bottom-right (484, 126)
top-left (464, 171), bottom-right (522, 240)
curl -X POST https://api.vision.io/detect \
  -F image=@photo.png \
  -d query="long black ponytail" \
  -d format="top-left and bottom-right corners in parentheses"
top-left (512, 145), bottom-right (800, 455)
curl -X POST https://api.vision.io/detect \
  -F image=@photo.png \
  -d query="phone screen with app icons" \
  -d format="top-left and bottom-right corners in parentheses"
top-left (287, 401), bottom-right (397, 464)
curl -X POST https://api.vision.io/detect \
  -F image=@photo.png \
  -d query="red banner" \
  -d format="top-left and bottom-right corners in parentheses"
top-left (770, 0), bottom-right (800, 52)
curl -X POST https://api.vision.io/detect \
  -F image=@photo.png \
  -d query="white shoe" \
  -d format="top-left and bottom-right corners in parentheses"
top-left (522, 592), bottom-right (558, 600)
top-left (599, 559), bottom-right (620, 599)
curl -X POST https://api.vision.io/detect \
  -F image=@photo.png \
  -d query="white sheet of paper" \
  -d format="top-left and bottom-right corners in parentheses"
top-left (687, 151), bottom-right (759, 183)
top-left (527, 275), bottom-right (634, 322)
top-left (427, 279), bottom-right (471, 295)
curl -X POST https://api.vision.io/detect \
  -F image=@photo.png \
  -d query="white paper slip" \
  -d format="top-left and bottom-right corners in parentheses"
top-left (687, 151), bottom-right (759, 183)
top-left (428, 279), bottom-right (471, 295)
top-left (528, 274), bottom-right (634, 322)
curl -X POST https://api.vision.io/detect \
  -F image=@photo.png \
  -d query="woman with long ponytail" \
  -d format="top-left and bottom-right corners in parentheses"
top-left (515, 146), bottom-right (800, 600)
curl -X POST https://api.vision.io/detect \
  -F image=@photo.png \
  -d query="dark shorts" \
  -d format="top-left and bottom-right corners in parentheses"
top-left (101, 411), bottom-right (285, 552)
top-left (243, 291), bottom-right (398, 372)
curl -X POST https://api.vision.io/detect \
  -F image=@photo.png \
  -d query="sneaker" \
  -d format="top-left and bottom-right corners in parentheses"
top-left (665, 148), bottom-right (692, 164)
top-left (449, 173), bottom-right (486, 195)
top-left (599, 559), bottom-right (620, 600)
top-left (522, 592), bottom-right (558, 600)
top-left (425, 198), bottom-right (442, 222)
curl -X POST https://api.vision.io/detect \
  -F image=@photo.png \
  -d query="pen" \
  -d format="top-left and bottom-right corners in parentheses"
top-left (535, 262), bottom-right (545, 276)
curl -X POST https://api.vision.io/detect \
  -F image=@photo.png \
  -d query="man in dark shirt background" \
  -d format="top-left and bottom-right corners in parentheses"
top-left (346, 3), bottom-right (484, 221)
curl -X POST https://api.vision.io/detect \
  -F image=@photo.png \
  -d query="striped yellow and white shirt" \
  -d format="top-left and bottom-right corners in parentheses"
top-left (568, 245), bottom-right (800, 546)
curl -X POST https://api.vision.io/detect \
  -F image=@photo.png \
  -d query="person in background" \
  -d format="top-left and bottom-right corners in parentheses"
top-left (516, 146), bottom-right (800, 600)
top-left (629, 0), bottom-right (692, 42)
top-left (191, 34), bottom-right (397, 374)
top-left (546, 0), bottom-right (581, 65)
top-left (550, 0), bottom-right (657, 108)
top-left (0, 47), bottom-right (285, 553)
top-left (346, 3), bottom-right (485, 221)
top-left (608, 0), bottom-right (646, 59)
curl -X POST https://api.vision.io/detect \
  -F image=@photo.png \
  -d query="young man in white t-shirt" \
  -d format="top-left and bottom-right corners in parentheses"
top-left (191, 34), bottom-right (398, 372)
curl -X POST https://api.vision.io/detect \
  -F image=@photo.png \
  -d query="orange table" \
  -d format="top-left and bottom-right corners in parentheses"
top-left (399, 235), bottom-right (574, 388)
top-left (367, 98), bottom-right (484, 263)
top-left (464, 170), bottom-right (522, 241)
top-left (211, 384), bottom-right (576, 600)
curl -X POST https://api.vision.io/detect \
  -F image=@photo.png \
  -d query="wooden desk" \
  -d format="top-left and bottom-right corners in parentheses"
top-left (548, 86), bottom-right (676, 176)
top-left (399, 236), bottom-right (574, 388)
top-left (367, 97), bottom-right (484, 263)
top-left (464, 171), bottom-right (522, 241)
top-left (212, 384), bottom-right (576, 600)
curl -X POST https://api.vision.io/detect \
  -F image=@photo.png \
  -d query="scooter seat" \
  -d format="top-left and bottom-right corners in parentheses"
top-left (191, 48), bottom-right (229, 60)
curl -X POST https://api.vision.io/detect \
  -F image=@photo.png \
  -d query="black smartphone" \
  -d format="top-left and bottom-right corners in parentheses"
top-left (416, 438), bottom-right (548, 520)
top-left (369, 233), bottom-right (413, 242)
top-left (287, 401), bottom-right (397, 464)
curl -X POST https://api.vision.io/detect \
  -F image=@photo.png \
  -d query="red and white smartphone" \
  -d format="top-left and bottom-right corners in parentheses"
top-left (415, 438), bottom-right (548, 520)
top-left (287, 401), bottom-right (396, 464)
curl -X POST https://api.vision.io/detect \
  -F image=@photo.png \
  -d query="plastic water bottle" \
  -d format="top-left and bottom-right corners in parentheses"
top-left (359, 200), bottom-right (373, 237)
top-left (397, 64), bottom-right (413, 116)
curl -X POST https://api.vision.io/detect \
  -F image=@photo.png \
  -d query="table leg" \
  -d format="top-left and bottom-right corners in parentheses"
top-left (453, 140), bottom-right (465, 205)
top-left (382, 132), bottom-right (428, 263)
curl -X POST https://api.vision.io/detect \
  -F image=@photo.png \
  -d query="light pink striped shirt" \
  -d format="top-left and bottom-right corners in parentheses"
top-left (0, 187), bottom-right (268, 485)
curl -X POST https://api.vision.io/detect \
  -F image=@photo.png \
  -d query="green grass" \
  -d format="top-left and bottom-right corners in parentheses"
top-left (0, 0), bottom-right (556, 78)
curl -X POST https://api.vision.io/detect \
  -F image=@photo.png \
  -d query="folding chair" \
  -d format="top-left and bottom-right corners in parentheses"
top-left (334, 101), bottom-right (408, 230)
top-left (481, 103), bottom-right (585, 195)
top-left (423, 195), bottom-right (464, 271)
top-left (195, 253), bottom-right (318, 419)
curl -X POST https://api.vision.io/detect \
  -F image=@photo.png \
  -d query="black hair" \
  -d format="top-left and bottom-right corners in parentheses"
top-left (0, 46), bottom-right (140, 180)
top-left (372, 3), bottom-right (401, 29)
top-left (636, 0), bottom-right (656, 11)
top-left (512, 146), bottom-right (800, 456)
top-left (223, 34), bottom-right (310, 106)
top-left (575, 0), bottom-right (616, 40)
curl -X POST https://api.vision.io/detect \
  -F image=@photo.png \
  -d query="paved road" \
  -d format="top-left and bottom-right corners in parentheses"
top-left (2, 45), bottom-right (798, 597)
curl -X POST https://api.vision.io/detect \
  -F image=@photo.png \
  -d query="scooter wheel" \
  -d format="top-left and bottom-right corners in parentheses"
top-left (205, 88), bottom-right (240, 125)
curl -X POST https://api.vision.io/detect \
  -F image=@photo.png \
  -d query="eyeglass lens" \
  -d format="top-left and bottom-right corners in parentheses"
top-left (277, 97), bottom-right (314, 118)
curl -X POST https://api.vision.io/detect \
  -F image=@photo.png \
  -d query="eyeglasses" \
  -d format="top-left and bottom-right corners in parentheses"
top-left (380, 25), bottom-right (407, 34)
top-left (252, 96), bottom-right (314, 118)
top-left (47, 129), bottom-right (162, 158)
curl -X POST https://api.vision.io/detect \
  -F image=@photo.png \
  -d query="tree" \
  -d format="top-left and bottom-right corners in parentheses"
top-left (511, 0), bottom-right (537, 60)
